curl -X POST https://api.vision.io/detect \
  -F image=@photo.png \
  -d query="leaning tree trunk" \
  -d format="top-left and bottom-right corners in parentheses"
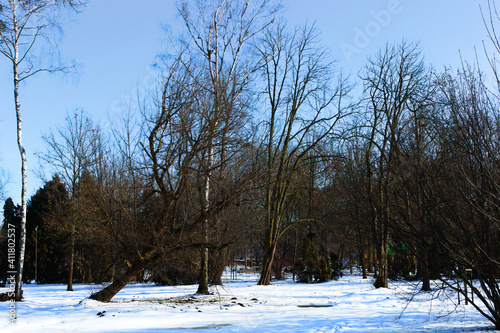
top-left (14, 59), bottom-right (27, 302)
top-left (89, 259), bottom-right (153, 303)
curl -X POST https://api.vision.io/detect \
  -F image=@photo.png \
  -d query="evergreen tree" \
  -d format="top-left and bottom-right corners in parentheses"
top-left (24, 175), bottom-right (69, 283)
top-left (0, 198), bottom-right (21, 286)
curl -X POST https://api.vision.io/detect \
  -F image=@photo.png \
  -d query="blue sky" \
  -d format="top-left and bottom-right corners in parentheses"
top-left (0, 0), bottom-right (494, 204)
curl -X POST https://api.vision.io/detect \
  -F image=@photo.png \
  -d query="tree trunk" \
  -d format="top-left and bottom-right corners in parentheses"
top-left (374, 238), bottom-right (388, 288)
top-left (367, 246), bottom-right (374, 274)
top-left (14, 56), bottom-right (27, 302)
top-left (67, 228), bottom-right (75, 291)
top-left (272, 255), bottom-right (284, 280)
top-left (360, 247), bottom-right (367, 279)
top-left (420, 244), bottom-right (430, 291)
top-left (89, 259), bottom-right (151, 303)
top-left (197, 246), bottom-right (209, 294)
top-left (419, 194), bottom-right (431, 291)
top-left (258, 241), bottom-right (277, 285)
top-left (197, 144), bottom-right (213, 295)
top-left (209, 247), bottom-right (227, 286)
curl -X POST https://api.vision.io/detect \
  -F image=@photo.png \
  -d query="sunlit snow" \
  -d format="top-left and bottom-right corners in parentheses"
top-left (0, 270), bottom-right (493, 332)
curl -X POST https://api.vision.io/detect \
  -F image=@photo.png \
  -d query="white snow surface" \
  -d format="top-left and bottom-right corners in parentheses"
top-left (0, 271), bottom-right (495, 332)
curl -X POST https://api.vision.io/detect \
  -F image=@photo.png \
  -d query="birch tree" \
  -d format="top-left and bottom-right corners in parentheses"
top-left (0, 0), bottom-right (85, 300)
top-left (178, 0), bottom-right (276, 294)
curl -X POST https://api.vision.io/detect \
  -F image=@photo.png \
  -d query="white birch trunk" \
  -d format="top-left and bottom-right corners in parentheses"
top-left (197, 143), bottom-right (213, 294)
top-left (14, 40), bottom-right (28, 301)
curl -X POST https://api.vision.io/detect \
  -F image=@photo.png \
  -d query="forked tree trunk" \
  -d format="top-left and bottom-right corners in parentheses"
top-left (258, 241), bottom-right (277, 285)
top-left (209, 247), bottom-right (228, 286)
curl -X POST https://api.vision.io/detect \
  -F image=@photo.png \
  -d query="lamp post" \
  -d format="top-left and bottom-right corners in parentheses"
top-left (35, 226), bottom-right (38, 284)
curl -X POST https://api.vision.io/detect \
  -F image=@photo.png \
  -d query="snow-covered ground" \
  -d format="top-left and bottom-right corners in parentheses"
top-left (0, 271), bottom-right (494, 332)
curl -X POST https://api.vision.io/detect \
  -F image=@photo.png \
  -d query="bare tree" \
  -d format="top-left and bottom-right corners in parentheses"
top-left (39, 109), bottom-right (101, 291)
top-left (392, 77), bottom-right (437, 291)
top-left (361, 41), bottom-right (428, 289)
top-left (481, 0), bottom-right (500, 90)
top-left (431, 66), bottom-right (500, 328)
top-left (0, 0), bottom-right (85, 300)
top-left (337, 133), bottom-right (372, 280)
top-left (0, 168), bottom-right (8, 199)
top-left (256, 22), bottom-right (351, 285)
top-left (178, 0), bottom-right (276, 294)
top-left (88, 57), bottom-right (211, 302)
